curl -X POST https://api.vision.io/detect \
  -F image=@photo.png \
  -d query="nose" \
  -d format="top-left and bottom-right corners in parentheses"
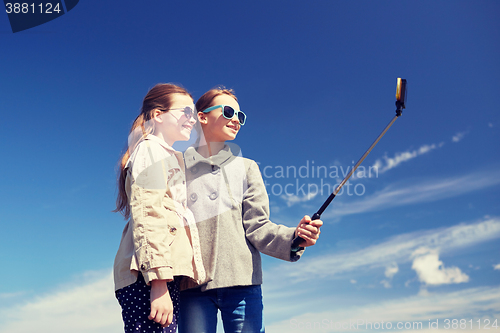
top-left (230, 117), bottom-right (240, 128)
top-left (231, 112), bottom-right (240, 124)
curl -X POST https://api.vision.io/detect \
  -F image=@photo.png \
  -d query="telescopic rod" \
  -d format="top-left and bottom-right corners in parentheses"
top-left (291, 78), bottom-right (407, 249)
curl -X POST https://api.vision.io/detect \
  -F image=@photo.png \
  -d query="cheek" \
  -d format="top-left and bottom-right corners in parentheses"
top-left (206, 116), bottom-right (225, 129)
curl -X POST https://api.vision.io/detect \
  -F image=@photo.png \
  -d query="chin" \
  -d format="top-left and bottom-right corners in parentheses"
top-left (222, 133), bottom-right (236, 141)
top-left (224, 130), bottom-right (238, 139)
top-left (180, 130), bottom-right (192, 140)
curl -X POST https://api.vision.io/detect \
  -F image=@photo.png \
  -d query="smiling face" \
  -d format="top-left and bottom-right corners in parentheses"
top-left (198, 94), bottom-right (241, 143)
top-left (153, 93), bottom-right (196, 146)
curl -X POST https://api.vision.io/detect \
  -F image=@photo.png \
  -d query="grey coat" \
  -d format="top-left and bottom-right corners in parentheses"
top-left (184, 144), bottom-right (303, 291)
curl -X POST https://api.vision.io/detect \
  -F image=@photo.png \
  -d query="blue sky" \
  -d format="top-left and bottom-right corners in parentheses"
top-left (1, 1), bottom-right (499, 332)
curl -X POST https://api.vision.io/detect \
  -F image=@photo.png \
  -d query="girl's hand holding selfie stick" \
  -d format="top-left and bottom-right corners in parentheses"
top-left (292, 78), bottom-right (408, 250)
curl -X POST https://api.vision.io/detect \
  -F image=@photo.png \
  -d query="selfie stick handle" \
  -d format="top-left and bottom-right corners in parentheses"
top-left (291, 79), bottom-right (407, 250)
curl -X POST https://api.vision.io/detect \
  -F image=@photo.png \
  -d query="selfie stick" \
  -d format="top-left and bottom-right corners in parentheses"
top-left (291, 78), bottom-right (407, 249)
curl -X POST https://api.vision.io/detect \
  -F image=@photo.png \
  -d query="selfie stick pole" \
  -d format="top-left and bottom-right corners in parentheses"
top-left (291, 78), bottom-right (407, 249)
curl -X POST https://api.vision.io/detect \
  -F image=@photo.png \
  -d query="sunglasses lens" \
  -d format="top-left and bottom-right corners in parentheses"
top-left (223, 106), bottom-right (245, 125)
top-left (184, 107), bottom-right (194, 118)
top-left (223, 106), bottom-right (235, 119)
top-left (238, 112), bottom-right (246, 125)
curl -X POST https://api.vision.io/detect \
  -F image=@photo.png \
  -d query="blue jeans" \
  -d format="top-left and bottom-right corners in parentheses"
top-left (179, 285), bottom-right (265, 333)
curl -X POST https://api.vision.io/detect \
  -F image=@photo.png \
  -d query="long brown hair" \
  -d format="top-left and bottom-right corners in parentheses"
top-left (114, 83), bottom-right (192, 219)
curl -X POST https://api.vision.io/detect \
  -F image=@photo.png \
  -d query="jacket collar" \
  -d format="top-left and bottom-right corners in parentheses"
top-left (125, 134), bottom-right (179, 169)
top-left (145, 134), bottom-right (176, 154)
top-left (184, 143), bottom-right (240, 169)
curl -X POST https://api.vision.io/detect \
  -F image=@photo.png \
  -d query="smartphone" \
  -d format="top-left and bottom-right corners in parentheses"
top-left (396, 78), bottom-right (407, 108)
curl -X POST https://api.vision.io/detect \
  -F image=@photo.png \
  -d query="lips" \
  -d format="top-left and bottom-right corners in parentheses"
top-left (226, 124), bottom-right (239, 132)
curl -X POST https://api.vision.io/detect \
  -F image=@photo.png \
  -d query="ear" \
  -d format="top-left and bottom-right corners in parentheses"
top-left (198, 111), bottom-right (208, 125)
top-left (152, 109), bottom-right (164, 123)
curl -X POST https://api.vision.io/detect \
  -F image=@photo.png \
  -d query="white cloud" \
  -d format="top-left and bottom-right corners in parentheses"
top-left (452, 131), bottom-right (468, 142)
top-left (380, 280), bottom-right (392, 288)
top-left (325, 168), bottom-right (500, 218)
top-left (372, 143), bottom-right (443, 174)
top-left (0, 271), bottom-right (122, 333)
top-left (266, 286), bottom-right (500, 333)
top-left (494, 264), bottom-right (500, 270)
top-left (3, 223), bottom-right (495, 333)
top-left (411, 247), bottom-right (469, 285)
top-left (385, 262), bottom-right (399, 279)
top-left (280, 192), bottom-right (318, 207)
top-left (381, 262), bottom-right (399, 288)
top-left (266, 217), bottom-right (500, 282)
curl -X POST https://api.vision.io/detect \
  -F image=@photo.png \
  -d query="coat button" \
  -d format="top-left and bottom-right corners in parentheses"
top-left (169, 226), bottom-right (177, 235)
top-left (190, 193), bottom-right (198, 202)
top-left (209, 191), bottom-right (219, 200)
top-left (191, 166), bottom-right (198, 174)
top-left (141, 264), bottom-right (146, 270)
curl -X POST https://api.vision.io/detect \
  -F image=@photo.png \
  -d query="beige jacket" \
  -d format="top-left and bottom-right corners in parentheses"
top-left (113, 135), bottom-right (205, 291)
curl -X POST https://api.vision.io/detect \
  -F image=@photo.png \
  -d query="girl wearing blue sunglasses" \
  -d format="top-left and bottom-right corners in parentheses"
top-left (178, 87), bottom-right (322, 333)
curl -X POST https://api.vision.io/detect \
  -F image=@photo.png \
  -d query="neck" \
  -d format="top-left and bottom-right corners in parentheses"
top-left (197, 138), bottom-right (225, 158)
top-left (153, 132), bottom-right (174, 147)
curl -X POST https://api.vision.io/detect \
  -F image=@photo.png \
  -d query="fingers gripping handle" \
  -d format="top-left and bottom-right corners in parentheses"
top-left (291, 212), bottom-right (321, 250)
top-left (291, 192), bottom-right (335, 250)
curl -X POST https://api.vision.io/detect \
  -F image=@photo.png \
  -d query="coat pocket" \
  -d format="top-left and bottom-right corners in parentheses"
top-left (167, 224), bottom-right (177, 246)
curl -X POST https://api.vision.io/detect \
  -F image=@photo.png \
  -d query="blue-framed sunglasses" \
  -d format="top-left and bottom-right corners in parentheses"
top-left (202, 105), bottom-right (246, 125)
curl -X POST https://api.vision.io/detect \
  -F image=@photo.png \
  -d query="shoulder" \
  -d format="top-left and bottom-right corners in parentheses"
top-left (237, 155), bottom-right (260, 173)
top-left (137, 139), bottom-right (174, 160)
top-left (227, 156), bottom-right (265, 190)
top-left (223, 154), bottom-right (259, 173)
top-left (127, 139), bottom-right (177, 174)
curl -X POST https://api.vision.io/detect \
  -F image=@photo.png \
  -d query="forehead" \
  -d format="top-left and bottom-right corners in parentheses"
top-left (212, 94), bottom-right (239, 109)
top-left (170, 93), bottom-right (193, 107)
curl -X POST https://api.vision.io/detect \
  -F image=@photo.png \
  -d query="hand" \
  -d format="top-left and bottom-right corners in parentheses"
top-left (294, 215), bottom-right (322, 247)
top-left (149, 279), bottom-right (174, 327)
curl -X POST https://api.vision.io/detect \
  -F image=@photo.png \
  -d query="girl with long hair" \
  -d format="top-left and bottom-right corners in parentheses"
top-left (113, 83), bottom-right (204, 333)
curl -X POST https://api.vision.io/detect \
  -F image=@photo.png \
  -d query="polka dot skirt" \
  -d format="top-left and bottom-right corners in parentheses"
top-left (116, 274), bottom-right (180, 333)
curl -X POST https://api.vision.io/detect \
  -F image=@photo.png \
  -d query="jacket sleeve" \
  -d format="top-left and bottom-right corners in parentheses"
top-left (241, 160), bottom-right (304, 262)
top-left (128, 142), bottom-right (181, 284)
